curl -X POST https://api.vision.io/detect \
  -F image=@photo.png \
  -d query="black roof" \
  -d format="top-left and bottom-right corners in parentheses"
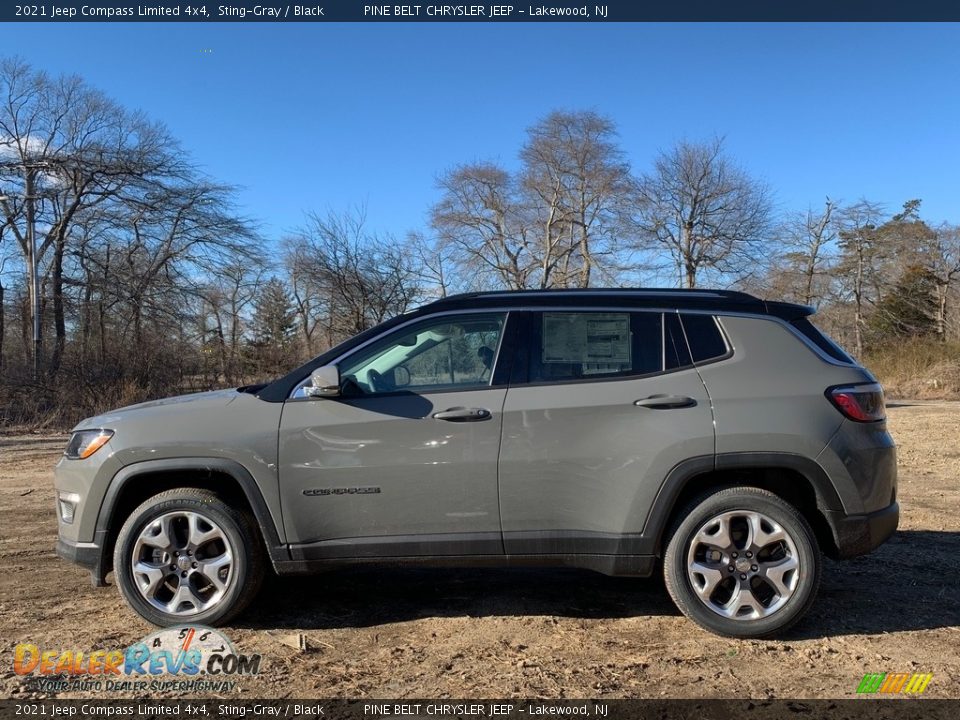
top-left (417, 288), bottom-right (813, 320)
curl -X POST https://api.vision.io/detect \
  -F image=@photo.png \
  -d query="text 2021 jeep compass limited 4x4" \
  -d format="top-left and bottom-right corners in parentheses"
top-left (55, 288), bottom-right (898, 637)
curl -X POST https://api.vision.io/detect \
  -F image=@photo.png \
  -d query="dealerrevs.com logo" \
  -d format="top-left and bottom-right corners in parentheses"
top-left (856, 672), bottom-right (934, 695)
top-left (14, 626), bottom-right (261, 693)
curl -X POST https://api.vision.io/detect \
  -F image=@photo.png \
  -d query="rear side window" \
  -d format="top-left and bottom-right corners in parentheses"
top-left (790, 317), bottom-right (856, 364)
top-left (679, 314), bottom-right (728, 363)
top-left (529, 311), bottom-right (662, 383)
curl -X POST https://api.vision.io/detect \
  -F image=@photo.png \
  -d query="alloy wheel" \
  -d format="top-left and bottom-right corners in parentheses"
top-left (686, 509), bottom-right (800, 620)
top-left (130, 510), bottom-right (235, 616)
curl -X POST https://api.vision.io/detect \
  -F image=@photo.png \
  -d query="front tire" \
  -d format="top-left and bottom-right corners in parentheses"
top-left (663, 486), bottom-right (822, 638)
top-left (113, 488), bottom-right (264, 627)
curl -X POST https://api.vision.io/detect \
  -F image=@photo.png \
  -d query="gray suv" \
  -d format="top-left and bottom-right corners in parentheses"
top-left (55, 289), bottom-right (899, 637)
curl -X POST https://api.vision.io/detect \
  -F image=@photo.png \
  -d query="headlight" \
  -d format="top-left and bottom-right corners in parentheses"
top-left (64, 429), bottom-right (114, 459)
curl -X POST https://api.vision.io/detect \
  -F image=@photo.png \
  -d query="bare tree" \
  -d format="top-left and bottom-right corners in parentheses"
top-left (198, 262), bottom-right (262, 384)
top-left (926, 224), bottom-right (960, 340)
top-left (837, 200), bottom-right (886, 357)
top-left (431, 162), bottom-right (533, 290)
top-left (281, 235), bottom-right (325, 356)
top-left (0, 57), bottom-right (233, 378)
top-left (0, 240), bottom-right (14, 371)
top-left (519, 111), bottom-right (635, 288)
top-left (408, 230), bottom-right (459, 299)
top-left (762, 199), bottom-right (840, 307)
top-left (1, 58), bottom-right (262, 425)
top-left (431, 112), bottom-right (635, 291)
top-left (791, 199), bottom-right (838, 307)
top-left (285, 207), bottom-right (421, 347)
top-left (633, 136), bottom-right (772, 288)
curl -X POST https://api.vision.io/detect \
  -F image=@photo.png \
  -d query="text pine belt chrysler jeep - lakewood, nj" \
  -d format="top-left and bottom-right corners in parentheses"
top-left (54, 288), bottom-right (899, 638)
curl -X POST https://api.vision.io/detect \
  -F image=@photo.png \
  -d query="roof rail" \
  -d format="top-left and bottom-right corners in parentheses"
top-left (421, 287), bottom-right (761, 307)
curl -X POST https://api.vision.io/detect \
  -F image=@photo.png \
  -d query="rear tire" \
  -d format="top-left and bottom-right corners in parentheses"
top-left (663, 486), bottom-right (821, 638)
top-left (113, 488), bottom-right (264, 627)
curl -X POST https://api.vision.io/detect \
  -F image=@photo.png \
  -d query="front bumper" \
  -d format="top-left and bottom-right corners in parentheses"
top-left (825, 501), bottom-right (899, 559)
top-left (55, 535), bottom-right (110, 587)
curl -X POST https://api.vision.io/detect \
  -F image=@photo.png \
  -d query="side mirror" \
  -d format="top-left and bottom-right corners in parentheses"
top-left (304, 365), bottom-right (340, 398)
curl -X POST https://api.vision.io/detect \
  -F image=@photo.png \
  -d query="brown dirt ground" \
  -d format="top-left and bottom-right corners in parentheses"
top-left (1, 402), bottom-right (958, 700)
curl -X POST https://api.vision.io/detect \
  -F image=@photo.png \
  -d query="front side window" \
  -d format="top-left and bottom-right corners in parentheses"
top-left (337, 313), bottom-right (507, 395)
top-left (529, 311), bottom-right (662, 383)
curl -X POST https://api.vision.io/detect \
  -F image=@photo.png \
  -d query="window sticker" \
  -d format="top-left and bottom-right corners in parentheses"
top-left (542, 313), bottom-right (632, 364)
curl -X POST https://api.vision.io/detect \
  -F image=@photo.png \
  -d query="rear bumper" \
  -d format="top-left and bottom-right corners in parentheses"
top-left (826, 501), bottom-right (899, 559)
top-left (56, 535), bottom-right (109, 587)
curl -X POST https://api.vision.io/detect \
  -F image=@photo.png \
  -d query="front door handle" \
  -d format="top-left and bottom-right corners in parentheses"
top-left (633, 395), bottom-right (697, 409)
top-left (432, 407), bottom-right (492, 422)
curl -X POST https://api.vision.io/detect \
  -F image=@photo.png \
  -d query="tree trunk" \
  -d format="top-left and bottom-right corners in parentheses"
top-left (20, 294), bottom-right (30, 366)
top-left (935, 282), bottom-right (948, 341)
top-left (214, 309), bottom-right (229, 384)
top-left (682, 221), bottom-right (696, 288)
top-left (80, 276), bottom-right (92, 369)
top-left (0, 277), bottom-right (5, 373)
top-left (131, 299), bottom-right (144, 384)
top-left (803, 252), bottom-right (817, 306)
top-left (48, 238), bottom-right (67, 378)
top-left (98, 300), bottom-right (107, 366)
top-left (853, 245), bottom-right (865, 358)
top-left (579, 224), bottom-right (591, 288)
top-left (24, 167), bottom-right (42, 380)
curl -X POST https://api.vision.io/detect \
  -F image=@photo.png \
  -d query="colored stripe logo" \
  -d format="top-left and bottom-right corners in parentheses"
top-left (857, 673), bottom-right (933, 694)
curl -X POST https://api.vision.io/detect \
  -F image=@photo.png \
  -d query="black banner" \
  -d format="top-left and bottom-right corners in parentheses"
top-left (3, 1), bottom-right (960, 23)
top-left (1, 700), bottom-right (959, 720)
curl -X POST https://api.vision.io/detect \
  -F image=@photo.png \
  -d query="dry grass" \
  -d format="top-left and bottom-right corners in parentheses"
top-left (864, 339), bottom-right (960, 399)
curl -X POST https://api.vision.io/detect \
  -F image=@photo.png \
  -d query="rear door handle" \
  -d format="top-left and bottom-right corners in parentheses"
top-left (432, 407), bottom-right (492, 422)
top-left (633, 395), bottom-right (697, 409)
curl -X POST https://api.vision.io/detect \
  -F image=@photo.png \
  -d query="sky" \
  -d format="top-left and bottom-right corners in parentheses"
top-left (1, 22), bottom-right (959, 242)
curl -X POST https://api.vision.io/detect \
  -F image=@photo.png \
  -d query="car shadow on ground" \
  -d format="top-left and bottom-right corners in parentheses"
top-left (238, 530), bottom-right (960, 639)
top-left (797, 529), bottom-right (960, 639)
top-left (242, 566), bottom-right (679, 631)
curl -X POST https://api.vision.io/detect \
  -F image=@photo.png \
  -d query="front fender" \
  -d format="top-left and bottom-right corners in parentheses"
top-left (88, 458), bottom-right (290, 584)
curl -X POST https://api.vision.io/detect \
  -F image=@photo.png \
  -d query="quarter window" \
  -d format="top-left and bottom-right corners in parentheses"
top-left (529, 311), bottom-right (662, 383)
top-left (680, 314), bottom-right (728, 363)
top-left (790, 317), bottom-right (855, 364)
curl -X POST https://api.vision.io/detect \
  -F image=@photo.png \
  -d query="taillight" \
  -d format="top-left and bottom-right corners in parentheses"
top-left (827, 383), bottom-right (886, 422)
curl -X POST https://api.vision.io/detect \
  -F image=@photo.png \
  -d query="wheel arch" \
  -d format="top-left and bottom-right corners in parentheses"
top-left (93, 458), bottom-right (288, 583)
top-left (644, 453), bottom-right (844, 559)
